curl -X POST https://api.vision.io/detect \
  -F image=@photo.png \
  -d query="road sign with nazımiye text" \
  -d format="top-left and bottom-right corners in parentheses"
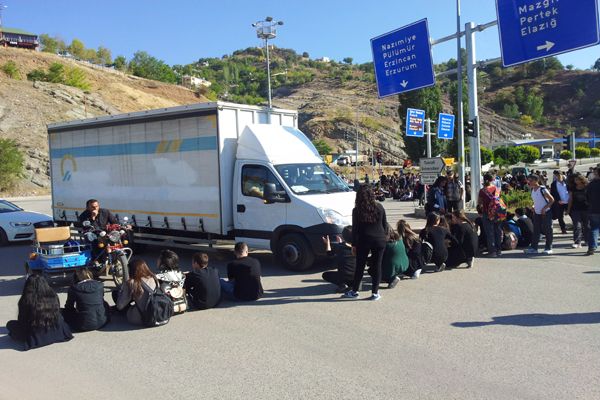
top-left (496, 0), bottom-right (600, 67)
top-left (406, 108), bottom-right (425, 138)
top-left (371, 19), bottom-right (436, 97)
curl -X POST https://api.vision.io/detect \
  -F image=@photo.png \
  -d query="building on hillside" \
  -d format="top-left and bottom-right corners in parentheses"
top-left (316, 57), bottom-right (330, 63)
top-left (0, 27), bottom-right (38, 50)
top-left (181, 75), bottom-right (211, 89)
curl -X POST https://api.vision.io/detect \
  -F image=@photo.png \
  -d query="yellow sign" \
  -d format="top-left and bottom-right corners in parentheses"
top-left (443, 157), bottom-right (455, 166)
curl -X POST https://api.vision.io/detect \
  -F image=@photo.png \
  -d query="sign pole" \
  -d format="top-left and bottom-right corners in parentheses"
top-left (426, 119), bottom-right (432, 158)
top-left (466, 21), bottom-right (482, 207)
top-left (456, 0), bottom-right (466, 210)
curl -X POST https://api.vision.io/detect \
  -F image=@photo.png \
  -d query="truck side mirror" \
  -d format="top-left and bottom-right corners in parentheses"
top-left (263, 183), bottom-right (288, 204)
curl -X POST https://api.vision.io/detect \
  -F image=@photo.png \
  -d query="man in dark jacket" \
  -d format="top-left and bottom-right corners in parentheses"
top-left (78, 199), bottom-right (118, 229)
top-left (184, 252), bottom-right (221, 310)
top-left (221, 242), bottom-right (263, 301)
top-left (515, 208), bottom-right (534, 248)
top-left (586, 167), bottom-right (600, 256)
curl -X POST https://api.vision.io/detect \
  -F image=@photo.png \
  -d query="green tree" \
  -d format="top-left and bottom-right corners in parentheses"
top-left (312, 139), bottom-right (333, 155)
top-left (39, 34), bottom-right (58, 53)
top-left (69, 39), bottom-right (86, 59)
top-left (517, 145), bottom-right (541, 163)
top-left (502, 103), bottom-right (520, 119)
top-left (343, 57), bottom-right (353, 64)
top-left (47, 63), bottom-right (66, 83)
top-left (397, 86), bottom-right (444, 162)
top-left (96, 46), bottom-right (112, 65)
top-left (480, 147), bottom-right (494, 165)
top-left (0, 139), bottom-right (24, 191)
top-left (493, 146), bottom-right (520, 165)
top-left (129, 51), bottom-right (177, 83)
top-left (575, 146), bottom-right (591, 159)
top-left (520, 114), bottom-right (534, 126)
top-left (113, 55), bottom-right (127, 71)
top-left (524, 93), bottom-right (544, 121)
top-left (593, 58), bottom-right (600, 71)
top-left (64, 66), bottom-right (91, 90)
top-left (590, 148), bottom-right (600, 157)
top-left (560, 150), bottom-right (573, 160)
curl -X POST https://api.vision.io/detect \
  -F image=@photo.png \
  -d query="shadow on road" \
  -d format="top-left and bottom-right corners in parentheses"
top-left (583, 271), bottom-right (600, 274)
top-left (452, 312), bottom-right (600, 328)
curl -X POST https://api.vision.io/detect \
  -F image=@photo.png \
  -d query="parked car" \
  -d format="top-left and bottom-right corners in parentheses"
top-left (0, 199), bottom-right (54, 245)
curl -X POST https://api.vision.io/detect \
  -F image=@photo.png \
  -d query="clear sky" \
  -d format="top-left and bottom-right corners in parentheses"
top-left (2, 0), bottom-right (599, 69)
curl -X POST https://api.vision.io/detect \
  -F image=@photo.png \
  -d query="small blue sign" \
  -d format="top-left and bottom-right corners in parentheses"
top-left (437, 113), bottom-right (455, 140)
top-left (406, 108), bottom-right (425, 138)
top-left (371, 19), bottom-right (436, 98)
top-left (496, 0), bottom-right (600, 67)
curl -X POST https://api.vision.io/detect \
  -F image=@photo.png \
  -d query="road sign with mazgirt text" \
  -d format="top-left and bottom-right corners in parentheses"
top-left (371, 18), bottom-right (436, 97)
top-left (419, 157), bottom-right (446, 184)
top-left (406, 108), bottom-right (426, 138)
top-left (496, 0), bottom-right (600, 67)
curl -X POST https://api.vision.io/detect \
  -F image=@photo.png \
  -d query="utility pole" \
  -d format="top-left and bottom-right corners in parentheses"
top-left (466, 21), bottom-right (481, 207)
top-left (426, 118), bottom-right (433, 158)
top-left (456, 0), bottom-right (465, 209)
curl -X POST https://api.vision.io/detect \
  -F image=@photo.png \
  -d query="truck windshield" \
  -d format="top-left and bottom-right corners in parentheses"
top-left (275, 163), bottom-right (351, 195)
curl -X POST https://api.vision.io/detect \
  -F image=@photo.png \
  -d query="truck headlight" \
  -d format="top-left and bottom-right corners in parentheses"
top-left (317, 208), bottom-right (351, 226)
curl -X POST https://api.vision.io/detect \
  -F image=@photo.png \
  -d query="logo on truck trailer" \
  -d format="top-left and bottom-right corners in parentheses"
top-left (60, 154), bottom-right (77, 182)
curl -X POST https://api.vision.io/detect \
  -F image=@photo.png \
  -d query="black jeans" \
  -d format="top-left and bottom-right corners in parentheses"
top-left (446, 200), bottom-right (462, 213)
top-left (353, 240), bottom-right (385, 294)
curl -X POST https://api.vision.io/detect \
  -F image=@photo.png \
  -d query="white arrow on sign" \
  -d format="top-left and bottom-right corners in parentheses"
top-left (400, 80), bottom-right (408, 88)
top-left (419, 157), bottom-right (446, 174)
top-left (536, 41), bottom-right (555, 52)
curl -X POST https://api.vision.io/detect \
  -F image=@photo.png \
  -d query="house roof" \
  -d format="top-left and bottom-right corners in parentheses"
top-left (0, 27), bottom-right (37, 36)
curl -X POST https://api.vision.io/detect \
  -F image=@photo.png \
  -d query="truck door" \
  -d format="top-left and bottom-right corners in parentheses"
top-left (234, 164), bottom-right (287, 249)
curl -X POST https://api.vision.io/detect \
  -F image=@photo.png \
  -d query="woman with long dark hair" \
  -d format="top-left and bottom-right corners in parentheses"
top-left (397, 220), bottom-right (423, 279)
top-left (343, 184), bottom-right (387, 301)
top-left (446, 211), bottom-right (478, 268)
top-left (7, 274), bottom-right (73, 350)
top-left (116, 258), bottom-right (158, 325)
top-left (419, 212), bottom-right (454, 271)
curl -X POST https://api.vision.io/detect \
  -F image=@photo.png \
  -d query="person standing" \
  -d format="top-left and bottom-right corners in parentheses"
top-left (586, 167), bottom-right (600, 256)
top-left (550, 171), bottom-right (569, 234)
top-left (478, 174), bottom-right (503, 257)
top-left (567, 173), bottom-right (589, 249)
top-left (343, 184), bottom-right (387, 301)
top-left (524, 174), bottom-right (555, 255)
top-left (425, 176), bottom-right (447, 215)
top-left (445, 171), bottom-right (463, 213)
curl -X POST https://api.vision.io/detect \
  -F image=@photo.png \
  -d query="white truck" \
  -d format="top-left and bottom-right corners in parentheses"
top-left (47, 102), bottom-right (355, 270)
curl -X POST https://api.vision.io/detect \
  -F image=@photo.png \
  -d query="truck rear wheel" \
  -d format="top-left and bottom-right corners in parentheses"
top-left (276, 233), bottom-right (315, 271)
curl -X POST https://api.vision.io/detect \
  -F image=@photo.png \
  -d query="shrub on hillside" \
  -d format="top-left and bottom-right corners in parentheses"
top-left (590, 148), bottom-right (600, 157)
top-left (25, 62), bottom-right (90, 90)
top-left (575, 146), bottom-right (591, 159)
top-left (0, 139), bottom-right (24, 191)
top-left (26, 68), bottom-right (48, 81)
top-left (560, 150), bottom-right (572, 160)
top-left (517, 145), bottom-right (541, 163)
top-left (1, 61), bottom-right (21, 80)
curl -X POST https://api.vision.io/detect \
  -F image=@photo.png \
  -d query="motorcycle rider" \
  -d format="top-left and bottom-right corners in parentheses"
top-left (78, 199), bottom-right (118, 229)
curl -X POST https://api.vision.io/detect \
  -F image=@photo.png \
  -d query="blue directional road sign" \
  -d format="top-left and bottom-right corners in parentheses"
top-left (496, 0), bottom-right (600, 67)
top-left (371, 19), bottom-right (435, 98)
top-left (437, 113), bottom-right (455, 140)
top-left (406, 108), bottom-right (426, 138)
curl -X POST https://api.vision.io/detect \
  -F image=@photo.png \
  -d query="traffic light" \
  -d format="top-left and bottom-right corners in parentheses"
top-left (464, 117), bottom-right (478, 137)
top-left (563, 135), bottom-right (571, 151)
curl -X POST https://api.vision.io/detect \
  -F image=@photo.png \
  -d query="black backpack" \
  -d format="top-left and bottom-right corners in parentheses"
top-left (136, 279), bottom-right (174, 327)
top-left (421, 239), bottom-right (434, 264)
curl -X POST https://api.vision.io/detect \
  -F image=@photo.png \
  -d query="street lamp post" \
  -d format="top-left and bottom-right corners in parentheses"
top-left (252, 16), bottom-right (284, 110)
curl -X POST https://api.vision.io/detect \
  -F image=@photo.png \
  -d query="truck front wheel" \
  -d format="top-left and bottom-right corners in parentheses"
top-left (276, 233), bottom-right (315, 271)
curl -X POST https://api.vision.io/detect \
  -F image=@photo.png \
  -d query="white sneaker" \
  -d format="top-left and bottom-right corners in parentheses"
top-left (524, 248), bottom-right (538, 254)
top-left (368, 293), bottom-right (381, 301)
top-left (543, 249), bottom-right (553, 255)
top-left (571, 243), bottom-right (581, 249)
top-left (412, 269), bottom-right (422, 279)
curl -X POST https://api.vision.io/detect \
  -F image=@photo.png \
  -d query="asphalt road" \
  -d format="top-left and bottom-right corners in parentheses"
top-left (0, 198), bottom-right (599, 400)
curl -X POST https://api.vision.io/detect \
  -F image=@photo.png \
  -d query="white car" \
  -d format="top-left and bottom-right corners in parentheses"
top-left (0, 199), bottom-right (54, 245)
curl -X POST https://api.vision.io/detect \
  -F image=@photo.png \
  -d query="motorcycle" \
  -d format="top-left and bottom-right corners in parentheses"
top-left (82, 218), bottom-right (133, 287)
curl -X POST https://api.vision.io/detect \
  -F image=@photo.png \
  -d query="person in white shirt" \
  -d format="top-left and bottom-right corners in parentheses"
top-left (524, 174), bottom-right (555, 255)
top-left (550, 170), bottom-right (569, 234)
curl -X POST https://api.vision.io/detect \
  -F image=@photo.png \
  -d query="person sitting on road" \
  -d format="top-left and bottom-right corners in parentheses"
top-left (155, 249), bottom-right (187, 314)
top-left (446, 211), bottom-right (478, 269)
top-left (7, 274), bottom-right (73, 351)
top-left (62, 268), bottom-right (110, 332)
top-left (220, 242), bottom-right (264, 301)
top-left (396, 220), bottom-right (423, 279)
top-left (379, 224), bottom-right (409, 289)
top-left (184, 252), bottom-right (221, 310)
top-left (116, 258), bottom-right (159, 325)
top-left (78, 198), bottom-right (118, 230)
top-left (515, 208), bottom-right (534, 248)
top-left (321, 226), bottom-right (356, 293)
top-left (419, 212), bottom-right (455, 272)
